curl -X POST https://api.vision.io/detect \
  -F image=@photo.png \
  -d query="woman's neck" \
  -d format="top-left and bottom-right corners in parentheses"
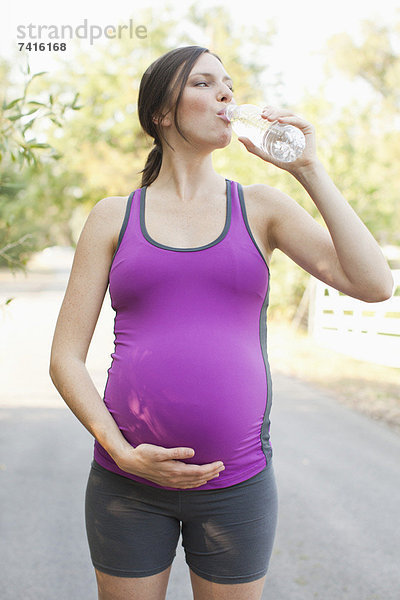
top-left (151, 150), bottom-right (225, 203)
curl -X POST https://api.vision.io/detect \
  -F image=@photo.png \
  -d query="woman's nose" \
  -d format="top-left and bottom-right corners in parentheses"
top-left (218, 89), bottom-right (233, 103)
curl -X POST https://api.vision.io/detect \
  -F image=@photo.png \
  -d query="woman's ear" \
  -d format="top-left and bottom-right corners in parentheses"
top-left (153, 109), bottom-right (172, 128)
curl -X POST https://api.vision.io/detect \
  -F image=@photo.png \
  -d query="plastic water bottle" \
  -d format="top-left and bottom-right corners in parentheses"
top-left (224, 103), bottom-right (306, 163)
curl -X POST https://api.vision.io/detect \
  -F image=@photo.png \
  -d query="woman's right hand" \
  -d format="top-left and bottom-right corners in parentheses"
top-left (115, 443), bottom-right (225, 489)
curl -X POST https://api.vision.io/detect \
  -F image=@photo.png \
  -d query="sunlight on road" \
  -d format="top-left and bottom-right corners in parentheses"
top-left (0, 247), bottom-right (115, 408)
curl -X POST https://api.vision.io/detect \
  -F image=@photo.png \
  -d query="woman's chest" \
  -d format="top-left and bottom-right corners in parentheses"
top-left (143, 189), bottom-right (271, 263)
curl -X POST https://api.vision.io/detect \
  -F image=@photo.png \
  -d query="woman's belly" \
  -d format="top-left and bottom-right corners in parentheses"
top-left (103, 332), bottom-right (268, 471)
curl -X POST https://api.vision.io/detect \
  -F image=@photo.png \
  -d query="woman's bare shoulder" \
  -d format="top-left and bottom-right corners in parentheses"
top-left (239, 183), bottom-right (294, 259)
top-left (91, 195), bottom-right (130, 250)
top-left (241, 183), bottom-right (285, 204)
top-left (240, 183), bottom-right (293, 224)
top-left (240, 182), bottom-right (284, 224)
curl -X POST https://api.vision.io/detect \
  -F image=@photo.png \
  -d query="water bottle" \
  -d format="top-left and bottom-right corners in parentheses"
top-left (224, 103), bottom-right (306, 163)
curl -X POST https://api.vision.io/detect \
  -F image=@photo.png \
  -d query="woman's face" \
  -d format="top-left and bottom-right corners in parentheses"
top-left (170, 53), bottom-right (235, 150)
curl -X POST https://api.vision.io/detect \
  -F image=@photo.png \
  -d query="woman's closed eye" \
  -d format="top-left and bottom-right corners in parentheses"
top-left (195, 82), bottom-right (234, 92)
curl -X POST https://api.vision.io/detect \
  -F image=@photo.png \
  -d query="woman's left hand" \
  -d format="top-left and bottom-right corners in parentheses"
top-left (237, 106), bottom-right (317, 174)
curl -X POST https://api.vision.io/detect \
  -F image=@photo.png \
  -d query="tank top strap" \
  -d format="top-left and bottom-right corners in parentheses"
top-left (109, 188), bottom-right (140, 265)
top-left (130, 186), bottom-right (143, 239)
top-left (125, 186), bottom-right (143, 240)
top-left (229, 180), bottom-right (269, 271)
top-left (228, 179), bottom-right (252, 240)
top-left (232, 178), bottom-right (242, 211)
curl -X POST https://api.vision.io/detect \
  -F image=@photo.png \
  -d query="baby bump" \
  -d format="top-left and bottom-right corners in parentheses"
top-left (104, 340), bottom-right (267, 464)
top-left (104, 351), bottom-right (268, 466)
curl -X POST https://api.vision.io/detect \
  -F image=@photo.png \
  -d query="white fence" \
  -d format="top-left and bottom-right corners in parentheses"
top-left (308, 270), bottom-right (400, 368)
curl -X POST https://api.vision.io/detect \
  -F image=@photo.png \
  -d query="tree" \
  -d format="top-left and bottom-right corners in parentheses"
top-left (324, 18), bottom-right (400, 245)
top-left (0, 56), bottom-right (82, 272)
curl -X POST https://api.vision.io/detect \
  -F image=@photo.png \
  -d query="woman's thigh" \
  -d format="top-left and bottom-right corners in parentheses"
top-left (85, 461), bottom-right (181, 579)
top-left (181, 460), bottom-right (278, 590)
top-left (189, 569), bottom-right (267, 600)
top-left (95, 565), bottom-right (172, 600)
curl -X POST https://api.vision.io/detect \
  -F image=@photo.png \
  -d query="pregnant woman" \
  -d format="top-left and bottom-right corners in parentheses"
top-left (49, 45), bottom-right (393, 600)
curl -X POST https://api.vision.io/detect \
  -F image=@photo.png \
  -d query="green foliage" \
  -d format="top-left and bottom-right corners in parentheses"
top-left (0, 57), bottom-right (83, 273)
top-left (324, 19), bottom-right (400, 246)
top-left (325, 19), bottom-right (400, 110)
top-left (0, 61), bottom-right (81, 171)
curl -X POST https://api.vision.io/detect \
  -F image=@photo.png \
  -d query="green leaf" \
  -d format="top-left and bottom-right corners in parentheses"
top-left (71, 92), bottom-right (80, 106)
top-left (30, 71), bottom-right (48, 80)
top-left (22, 108), bottom-right (40, 116)
top-left (28, 142), bottom-right (51, 149)
top-left (8, 113), bottom-right (23, 121)
top-left (22, 122), bottom-right (34, 134)
top-left (3, 97), bottom-right (24, 110)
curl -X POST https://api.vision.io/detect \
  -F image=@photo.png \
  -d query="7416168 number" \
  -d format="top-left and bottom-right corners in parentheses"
top-left (18, 42), bottom-right (66, 51)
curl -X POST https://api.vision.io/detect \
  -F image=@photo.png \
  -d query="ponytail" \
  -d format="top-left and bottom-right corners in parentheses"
top-left (139, 141), bottom-right (163, 187)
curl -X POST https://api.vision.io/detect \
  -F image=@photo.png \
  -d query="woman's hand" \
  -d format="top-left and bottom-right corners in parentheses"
top-left (115, 443), bottom-right (225, 489)
top-left (237, 105), bottom-right (318, 174)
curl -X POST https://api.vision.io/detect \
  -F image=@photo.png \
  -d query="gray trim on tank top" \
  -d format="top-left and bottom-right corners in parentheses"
top-left (105, 193), bottom-right (135, 399)
top-left (110, 190), bottom-right (135, 264)
top-left (237, 183), bottom-right (273, 463)
top-left (139, 179), bottom-right (232, 252)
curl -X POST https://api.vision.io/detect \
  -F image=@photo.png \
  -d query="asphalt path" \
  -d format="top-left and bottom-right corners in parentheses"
top-left (1, 260), bottom-right (399, 599)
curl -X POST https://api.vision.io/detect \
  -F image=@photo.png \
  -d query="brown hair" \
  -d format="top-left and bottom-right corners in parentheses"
top-left (137, 46), bottom-right (223, 187)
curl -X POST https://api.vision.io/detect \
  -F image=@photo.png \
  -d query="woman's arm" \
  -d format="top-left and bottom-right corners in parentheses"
top-left (238, 108), bottom-right (394, 302)
top-left (49, 198), bottom-right (224, 488)
top-left (49, 197), bottom-right (133, 461)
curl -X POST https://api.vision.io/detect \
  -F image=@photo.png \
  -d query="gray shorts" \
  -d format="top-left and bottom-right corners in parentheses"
top-left (85, 459), bottom-right (278, 584)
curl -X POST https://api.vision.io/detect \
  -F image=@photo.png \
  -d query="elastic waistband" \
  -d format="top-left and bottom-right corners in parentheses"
top-left (90, 458), bottom-right (273, 494)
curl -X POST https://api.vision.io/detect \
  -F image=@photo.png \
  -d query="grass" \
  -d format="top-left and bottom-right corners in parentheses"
top-left (267, 319), bottom-right (400, 435)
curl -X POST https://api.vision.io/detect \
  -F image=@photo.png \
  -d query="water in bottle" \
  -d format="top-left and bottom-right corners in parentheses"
top-left (224, 103), bottom-right (305, 163)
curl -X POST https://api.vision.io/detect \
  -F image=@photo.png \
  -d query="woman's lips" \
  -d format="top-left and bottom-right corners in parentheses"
top-left (217, 112), bottom-right (230, 124)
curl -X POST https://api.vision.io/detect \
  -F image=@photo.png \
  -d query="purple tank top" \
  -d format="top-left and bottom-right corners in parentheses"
top-left (94, 179), bottom-right (273, 490)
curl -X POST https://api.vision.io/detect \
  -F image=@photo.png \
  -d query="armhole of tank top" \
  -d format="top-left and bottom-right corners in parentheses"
top-left (110, 190), bottom-right (135, 265)
top-left (236, 182), bottom-right (271, 277)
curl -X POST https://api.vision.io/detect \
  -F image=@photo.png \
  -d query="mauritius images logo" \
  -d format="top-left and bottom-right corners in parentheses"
top-left (16, 18), bottom-right (147, 46)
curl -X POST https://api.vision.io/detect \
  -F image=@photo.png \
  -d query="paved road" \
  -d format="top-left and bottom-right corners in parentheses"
top-left (1, 260), bottom-right (399, 599)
